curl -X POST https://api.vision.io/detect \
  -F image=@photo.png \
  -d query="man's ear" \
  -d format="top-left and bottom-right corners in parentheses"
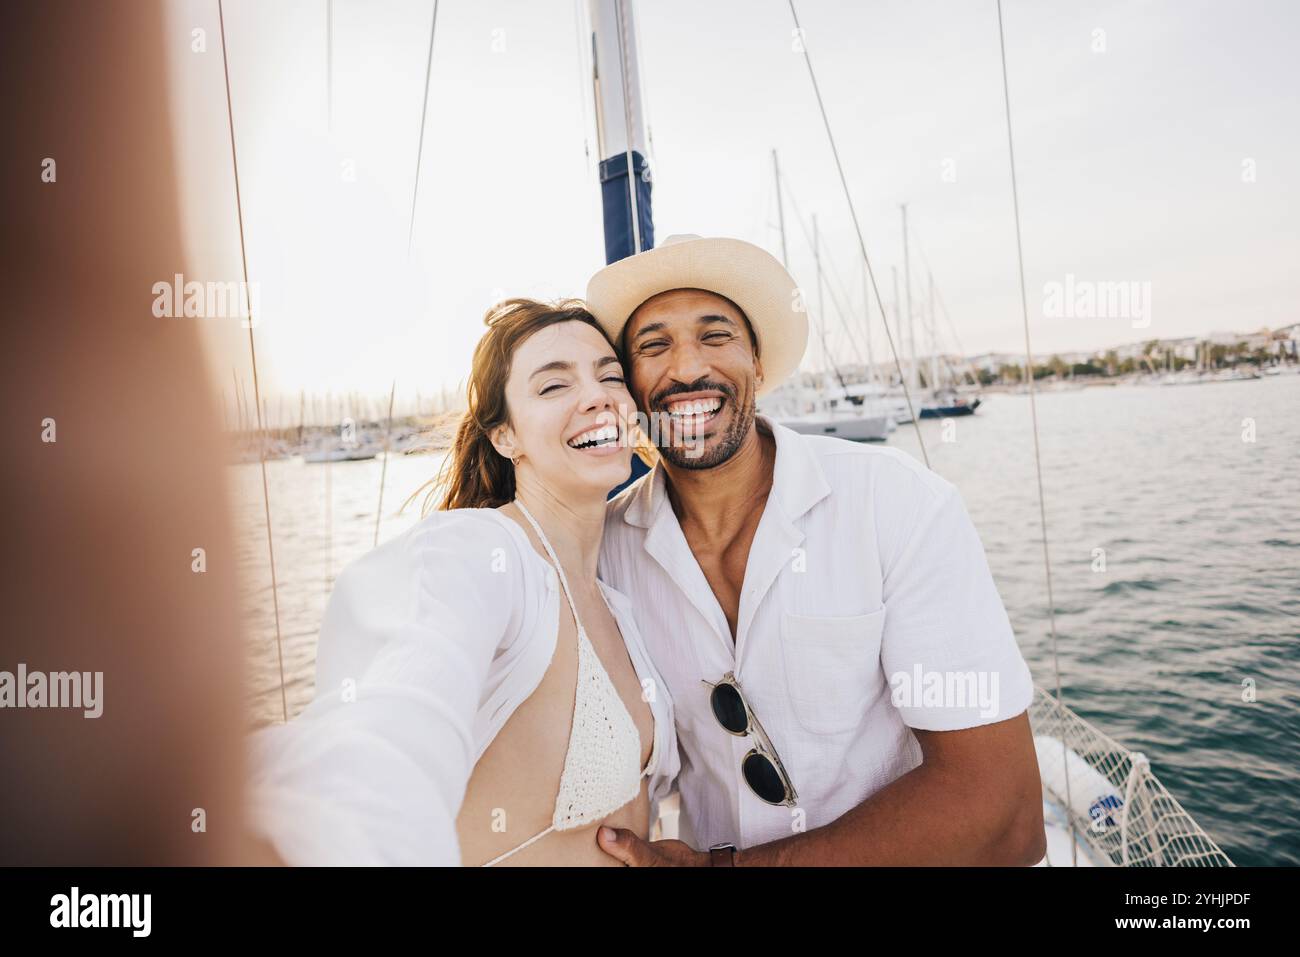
top-left (754, 356), bottom-right (765, 389)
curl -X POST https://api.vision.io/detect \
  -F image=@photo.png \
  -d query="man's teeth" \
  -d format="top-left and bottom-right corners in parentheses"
top-left (667, 397), bottom-right (722, 418)
top-left (567, 425), bottom-right (619, 449)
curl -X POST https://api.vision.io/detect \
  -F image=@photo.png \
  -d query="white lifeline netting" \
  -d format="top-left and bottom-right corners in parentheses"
top-left (1028, 687), bottom-right (1234, 867)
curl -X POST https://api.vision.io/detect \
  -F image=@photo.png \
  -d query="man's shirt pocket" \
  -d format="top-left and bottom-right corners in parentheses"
top-left (780, 606), bottom-right (887, 735)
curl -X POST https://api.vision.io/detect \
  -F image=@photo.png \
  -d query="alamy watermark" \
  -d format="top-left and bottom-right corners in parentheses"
top-left (151, 273), bottom-right (260, 326)
top-left (582, 407), bottom-right (723, 460)
top-left (50, 887), bottom-right (150, 937)
top-left (1, 664), bottom-right (103, 718)
top-left (889, 665), bottom-right (1001, 719)
top-left (1042, 274), bottom-right (1151, 329)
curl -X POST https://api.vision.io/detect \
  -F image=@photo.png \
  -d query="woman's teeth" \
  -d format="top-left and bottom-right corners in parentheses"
top-left (567, 425), bottom-right (620, 450)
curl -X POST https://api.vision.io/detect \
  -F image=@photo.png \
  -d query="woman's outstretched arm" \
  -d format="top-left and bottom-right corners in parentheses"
top-left (245, 512), bottom-right (528, 866)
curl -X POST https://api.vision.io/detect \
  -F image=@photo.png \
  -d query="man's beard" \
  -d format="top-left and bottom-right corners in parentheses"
top-left (652, 379), bottom-right (756, 471)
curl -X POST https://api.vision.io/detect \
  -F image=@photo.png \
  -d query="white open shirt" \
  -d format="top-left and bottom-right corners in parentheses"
top-left (246, 508), bottom-right (679, 866)
top-left (599, 415), bottom-right (1035, 852)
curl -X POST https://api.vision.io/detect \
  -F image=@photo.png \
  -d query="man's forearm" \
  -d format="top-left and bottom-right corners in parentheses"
top-left (733, 760), bottom-right (1040, 866)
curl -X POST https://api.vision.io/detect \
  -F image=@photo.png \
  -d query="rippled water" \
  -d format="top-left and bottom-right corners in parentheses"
top-left (236, 373), bottom-right (1300, 866)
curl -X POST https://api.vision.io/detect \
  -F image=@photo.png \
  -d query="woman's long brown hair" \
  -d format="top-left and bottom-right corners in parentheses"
top-left (415, 298), bottom-right (630, 514)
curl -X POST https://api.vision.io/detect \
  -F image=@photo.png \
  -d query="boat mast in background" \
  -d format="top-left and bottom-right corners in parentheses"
top-left (772, 148), bottom-right (789, 269)
top-left (900, 203), bottom-right (918, 392)
top-left (928, 270), bottom-right (940, 392)
top-left (862, 258), bottom-right (876, 388)
top-left (589, 0), bottom-right (655, 493)
top-left (588, 0), bottom-right (653, 265)
top-left (813, 214), bottom-right (828, 379)
top-left (891, 266), bottom-right (902, 390)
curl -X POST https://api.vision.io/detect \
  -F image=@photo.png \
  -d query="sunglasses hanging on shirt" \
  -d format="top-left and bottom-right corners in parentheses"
top-left (703, 671), bottom-right (798, 807)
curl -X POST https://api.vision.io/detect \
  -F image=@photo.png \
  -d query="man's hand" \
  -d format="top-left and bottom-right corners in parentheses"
top-left (716, 712), bottom-right (1045, 866)
top-left (597, 826), bottom-right (710, 866)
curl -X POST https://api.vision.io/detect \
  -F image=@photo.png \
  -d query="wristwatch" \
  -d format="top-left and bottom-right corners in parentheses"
top-left (708, 842), bottom-right (737, 867)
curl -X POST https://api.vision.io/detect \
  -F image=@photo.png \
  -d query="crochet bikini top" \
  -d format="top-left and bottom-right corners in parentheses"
top-left (479, 500), bottom-right (657, 867)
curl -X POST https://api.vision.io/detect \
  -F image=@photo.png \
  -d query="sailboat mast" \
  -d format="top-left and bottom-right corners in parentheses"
top-left (891, 266), bottom-right (902, 389)
top-left (588, 0), bottom-right (653, 264)
top-left (813, 214), bottom-right (833, 388)
top-left (900, 203), bottom-right (918, 391)
top-left (928, 271), bottom-right (940, 392)
top-left (863, 258), bottom-right (876, 385)
top-left (772, 149), bottom-right (789, 269)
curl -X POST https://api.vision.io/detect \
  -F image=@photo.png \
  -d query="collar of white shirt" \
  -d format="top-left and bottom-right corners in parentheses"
top-left (616, 414), bottom-right (832, 665)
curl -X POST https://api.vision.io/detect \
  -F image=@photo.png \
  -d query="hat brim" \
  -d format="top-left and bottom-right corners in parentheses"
top-left (585, 237), bottom-right (808, 397)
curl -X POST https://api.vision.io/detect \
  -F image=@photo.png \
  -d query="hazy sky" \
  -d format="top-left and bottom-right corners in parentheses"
top-left (166, 0), bottom-right (1299, 411)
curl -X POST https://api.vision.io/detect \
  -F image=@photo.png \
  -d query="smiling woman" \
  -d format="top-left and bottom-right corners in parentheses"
top-left (422, 298), bottom-right (631, 512)
top-left (246, 295), bottom-right (680, 865)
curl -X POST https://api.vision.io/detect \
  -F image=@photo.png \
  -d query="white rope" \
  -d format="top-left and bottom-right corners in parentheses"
top-left (407, 0), bottom-right (441, 256)
top-left (218, 0), bottom-right (288, 723)
top-left (994, 0), bottom-right (1074, 865)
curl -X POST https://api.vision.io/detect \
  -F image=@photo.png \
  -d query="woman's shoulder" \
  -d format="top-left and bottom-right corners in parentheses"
top-left (314, 507), bottom-right (551, 699)
top-left (412, 505), bottom-right (517, 542)
top-left (403, 505), bottom-right (524, 544)
top-left (326, 507), bottom-right (549, 622)
top-left (369, 507), bottom-right (533, 572)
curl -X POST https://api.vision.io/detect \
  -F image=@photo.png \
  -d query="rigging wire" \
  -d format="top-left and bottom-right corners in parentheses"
top-left (571, 0), bottom-right (593, 170)
top-left (326, 0), bottom-right (333, 132)
top-left (407, 0), bottom-right (441, 256)
top-left (994, 0), bottom-right (1075, 865)
top-left (374, 380), bottom-right (397, 547)
top-left (904, 223), bottom-right (983, 386)
top-left (931, 290), bottom-right (982, 386)
top-left (217, 0), bottom-right (288, 723)
top-left (786, 0), bottom-right (928, 466)
top-left (778, 175), bottom-right (868, 368)
top-left (810, 215), bottom-right (848, 389)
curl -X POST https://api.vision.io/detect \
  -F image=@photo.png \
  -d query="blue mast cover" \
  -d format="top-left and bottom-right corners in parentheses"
top-left (599, 149), bottom-right (654, 494)
top-left (599, 151), bottom-right (654, 266)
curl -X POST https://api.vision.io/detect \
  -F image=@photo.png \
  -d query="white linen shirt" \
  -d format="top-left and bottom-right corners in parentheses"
top-left (599, 415), bottom-right (1034, 852)
top-left (246, 507), bottom-right (679, 866)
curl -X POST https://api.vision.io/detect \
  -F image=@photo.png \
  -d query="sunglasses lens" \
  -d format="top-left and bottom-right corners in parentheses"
top-left (710, 682), bottom-right (748, 734)
top-left (742, 751), bottom-right (788, 805)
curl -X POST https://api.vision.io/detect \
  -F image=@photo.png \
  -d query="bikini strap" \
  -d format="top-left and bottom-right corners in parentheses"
top-left (513, 499), bottom-right (586, 637)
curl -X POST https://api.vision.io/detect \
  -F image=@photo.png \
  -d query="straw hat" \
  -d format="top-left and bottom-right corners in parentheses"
top-left (585, 234), bottom-right (808, 396)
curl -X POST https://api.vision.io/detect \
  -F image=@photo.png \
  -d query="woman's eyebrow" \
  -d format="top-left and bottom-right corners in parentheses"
top-left (530, 356), bottom-right (621, 379)
top-left (529, 360), bottom-right (574, 380)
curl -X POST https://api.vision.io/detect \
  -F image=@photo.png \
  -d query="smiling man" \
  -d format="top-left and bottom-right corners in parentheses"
top-left (585, 234), bottom-right (1046, 866)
